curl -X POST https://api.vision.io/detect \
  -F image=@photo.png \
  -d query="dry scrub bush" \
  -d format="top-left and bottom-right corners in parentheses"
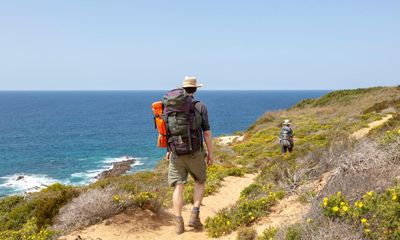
top-left (52, 186), bottom-right (125, 232)
top-left (315, 137), bottom-right (400, 203)
top-left (296, 138), bottom-right (351, 179)
top-left (275, 220), bottom-right (364, 240)
top-left (237, 226), bottom-right (257, 240)
top-left (286, 136), bottom-right (400, 240)
top-left (275, 163), bottom-right (306, 194)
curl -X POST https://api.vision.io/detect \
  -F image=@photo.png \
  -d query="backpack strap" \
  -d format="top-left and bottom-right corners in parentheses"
top-left (192, 100), bottom-right (204, 151)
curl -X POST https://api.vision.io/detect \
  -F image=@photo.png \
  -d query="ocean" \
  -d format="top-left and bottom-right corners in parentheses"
top-left (0, 90), bottom-right (329, 197)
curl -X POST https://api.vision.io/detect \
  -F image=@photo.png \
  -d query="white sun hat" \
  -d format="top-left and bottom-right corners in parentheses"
top-left (284, 119), bottom-right (291, 125)
top-left (182, 76), bottom-right (203, 88)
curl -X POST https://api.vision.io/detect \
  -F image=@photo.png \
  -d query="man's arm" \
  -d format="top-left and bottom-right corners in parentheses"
top-left (203, 130), bottom-right (213, 166)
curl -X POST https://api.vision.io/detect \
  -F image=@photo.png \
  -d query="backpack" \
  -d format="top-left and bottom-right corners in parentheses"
top-left (162, 88), bottom-right (202, 155)
top-left (280, 126), bottom-right (292, 147)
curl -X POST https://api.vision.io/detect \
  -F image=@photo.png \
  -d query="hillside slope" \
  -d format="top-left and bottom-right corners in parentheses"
top-left (0, 86), bottom-right (399, 240)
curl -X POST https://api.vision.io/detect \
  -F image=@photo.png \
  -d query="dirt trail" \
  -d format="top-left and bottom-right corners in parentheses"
top-left (351, 114), bottom-right (393, 140)
top-left (62, 174), bottom-right (255, 240)
top-left (219, 173), bottom-right (331, 240)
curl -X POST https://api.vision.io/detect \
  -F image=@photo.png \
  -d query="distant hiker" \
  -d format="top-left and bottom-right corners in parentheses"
top-left (163, 76), bottom-right (213, 234)
top-left (279, 119), bottom-right (294, 154)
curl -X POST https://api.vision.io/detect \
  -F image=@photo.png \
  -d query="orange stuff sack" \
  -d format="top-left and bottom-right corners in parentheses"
top-left (152, 101), bottom-right (167, 148)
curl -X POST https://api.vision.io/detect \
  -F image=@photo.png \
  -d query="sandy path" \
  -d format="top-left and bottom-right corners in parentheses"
top-left (62, 174), bottom-right (255, 240)
top-left (351, 114), bottom-right (393, 140)
top-left (218, 172), bottom-right (332, 240)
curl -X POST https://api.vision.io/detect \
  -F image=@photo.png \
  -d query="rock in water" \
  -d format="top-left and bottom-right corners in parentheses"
top-left (16, 175), bottom-right (24, 181)
top-left (97, 159), bottom-right (135, 179)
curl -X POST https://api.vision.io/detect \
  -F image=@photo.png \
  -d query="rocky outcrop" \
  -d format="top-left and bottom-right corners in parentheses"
top-left (96, 159), bottom-right (135, 179)
top-left (16, 175), bottom-right (24, 181)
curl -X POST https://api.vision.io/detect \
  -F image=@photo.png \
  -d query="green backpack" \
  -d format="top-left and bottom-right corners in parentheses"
top-left (163, 88), bottom-right (202, 155)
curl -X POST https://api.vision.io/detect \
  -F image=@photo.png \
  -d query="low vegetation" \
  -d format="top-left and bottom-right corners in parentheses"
top-left (206, 86), bottom-right (400, 238)
top-left (205, 184), bottom-right (284, 237)
top-left (236, 226), bottom-right (257, 240)
top-left (274, 117), bottom-right (400, 240)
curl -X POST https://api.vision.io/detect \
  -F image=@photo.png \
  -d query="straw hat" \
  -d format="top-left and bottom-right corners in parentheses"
top-left (182, 76), bottom-right (203, 88)
top-left (283, 119), bottom-right (291, 125)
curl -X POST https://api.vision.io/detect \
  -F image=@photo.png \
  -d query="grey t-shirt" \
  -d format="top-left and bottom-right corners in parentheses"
top-left (195, 102), bottom-right (210, 132)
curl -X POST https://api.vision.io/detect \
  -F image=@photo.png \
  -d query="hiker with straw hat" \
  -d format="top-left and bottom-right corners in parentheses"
top-left (164, 76), bottom-right (213, 234)
top-left (182, 76), bottom-right (204, 88)
top-left (279, 119), bottom-right (294, 154)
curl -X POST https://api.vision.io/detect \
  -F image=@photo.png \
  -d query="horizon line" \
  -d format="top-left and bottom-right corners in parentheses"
top-left (0, 85), bottom-right (393, 91)
top-left (0, 89), bottom-right (335, 92)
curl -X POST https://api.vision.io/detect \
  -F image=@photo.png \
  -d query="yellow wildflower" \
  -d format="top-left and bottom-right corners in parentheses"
top-left (332, 206), bottom-right (339, 212)
top-left (307, 218), bottom-right (312, 223)
top-left (367, 191), bottom-right (374, 197)
top-left (365, 229), bottom-right (371, 233)
top-left (342, 206), bottom-right (349, 212)
top-left (323, 197), bottom-right (329, 202)
top-left (340, 202), bottom-right (346, 206)
top-left (337, 191), bottom-right (342, 196)
top-left (392, 194), bottom-right (398, 201)
top-left (113, 194), bottom-right (121, 202)
top-left (361, 218), bottom-right (367, 223)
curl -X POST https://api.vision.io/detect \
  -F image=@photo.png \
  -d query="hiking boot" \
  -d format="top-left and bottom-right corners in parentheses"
top-left (188, 210), bottom-right (203, 229)
top-left (175, 216), bottom-right (184, 235)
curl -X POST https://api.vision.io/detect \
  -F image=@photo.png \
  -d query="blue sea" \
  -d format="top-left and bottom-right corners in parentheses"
top-left (0, 90), bottom-right (328, 197)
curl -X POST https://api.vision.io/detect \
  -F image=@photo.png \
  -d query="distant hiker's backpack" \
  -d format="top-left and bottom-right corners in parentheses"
top-left (280, 126), bottom-right (292, 147)
top-left (162, 88), bottom-right (202, 155)
top-left (281, 139), bottom-right (291, 147)
top-left (152, 101), bottom-right (167, 148)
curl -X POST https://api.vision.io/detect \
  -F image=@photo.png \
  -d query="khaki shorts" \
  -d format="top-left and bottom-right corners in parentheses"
top-left (168, 149), bottom-right (207, 187)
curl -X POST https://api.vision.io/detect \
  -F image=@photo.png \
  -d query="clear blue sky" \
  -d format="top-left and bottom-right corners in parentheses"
top-left (0, 1), bottom-right (399, 90)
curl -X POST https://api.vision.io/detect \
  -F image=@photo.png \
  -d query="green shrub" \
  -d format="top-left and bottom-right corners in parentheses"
top-left (132, 191), bottom-right (161, 212)
top-left (285, 224), bottom-right (302, 240)
top-left (33, 184), bottom-right (80, 228)
top-left (226, 167), bottom-right (247, 177)
top-left (258, 227), bottom-right (278, 240)
top-left (363, 98), bottom-right (400, 114)
top-left (293, 98), bottom-right (316, 109)
top-left (0, 199), bottom-right (35, 231)
top-left (0, 183), bottom-right (80, 233)
top-left (0, 218), bottom-right (56, 240)
top-left (313, 87), bottom-right (383, 106)
top-left (321, 192), bottom-right (350, 218)
top-left (321, 186), bottom-right (400, 240)
top-left (205, 192), bottom-right (281, 238)
top-left (0, 195), bottom-right (24, 214)
top-left (379, 129), bottom-right (400, 146)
